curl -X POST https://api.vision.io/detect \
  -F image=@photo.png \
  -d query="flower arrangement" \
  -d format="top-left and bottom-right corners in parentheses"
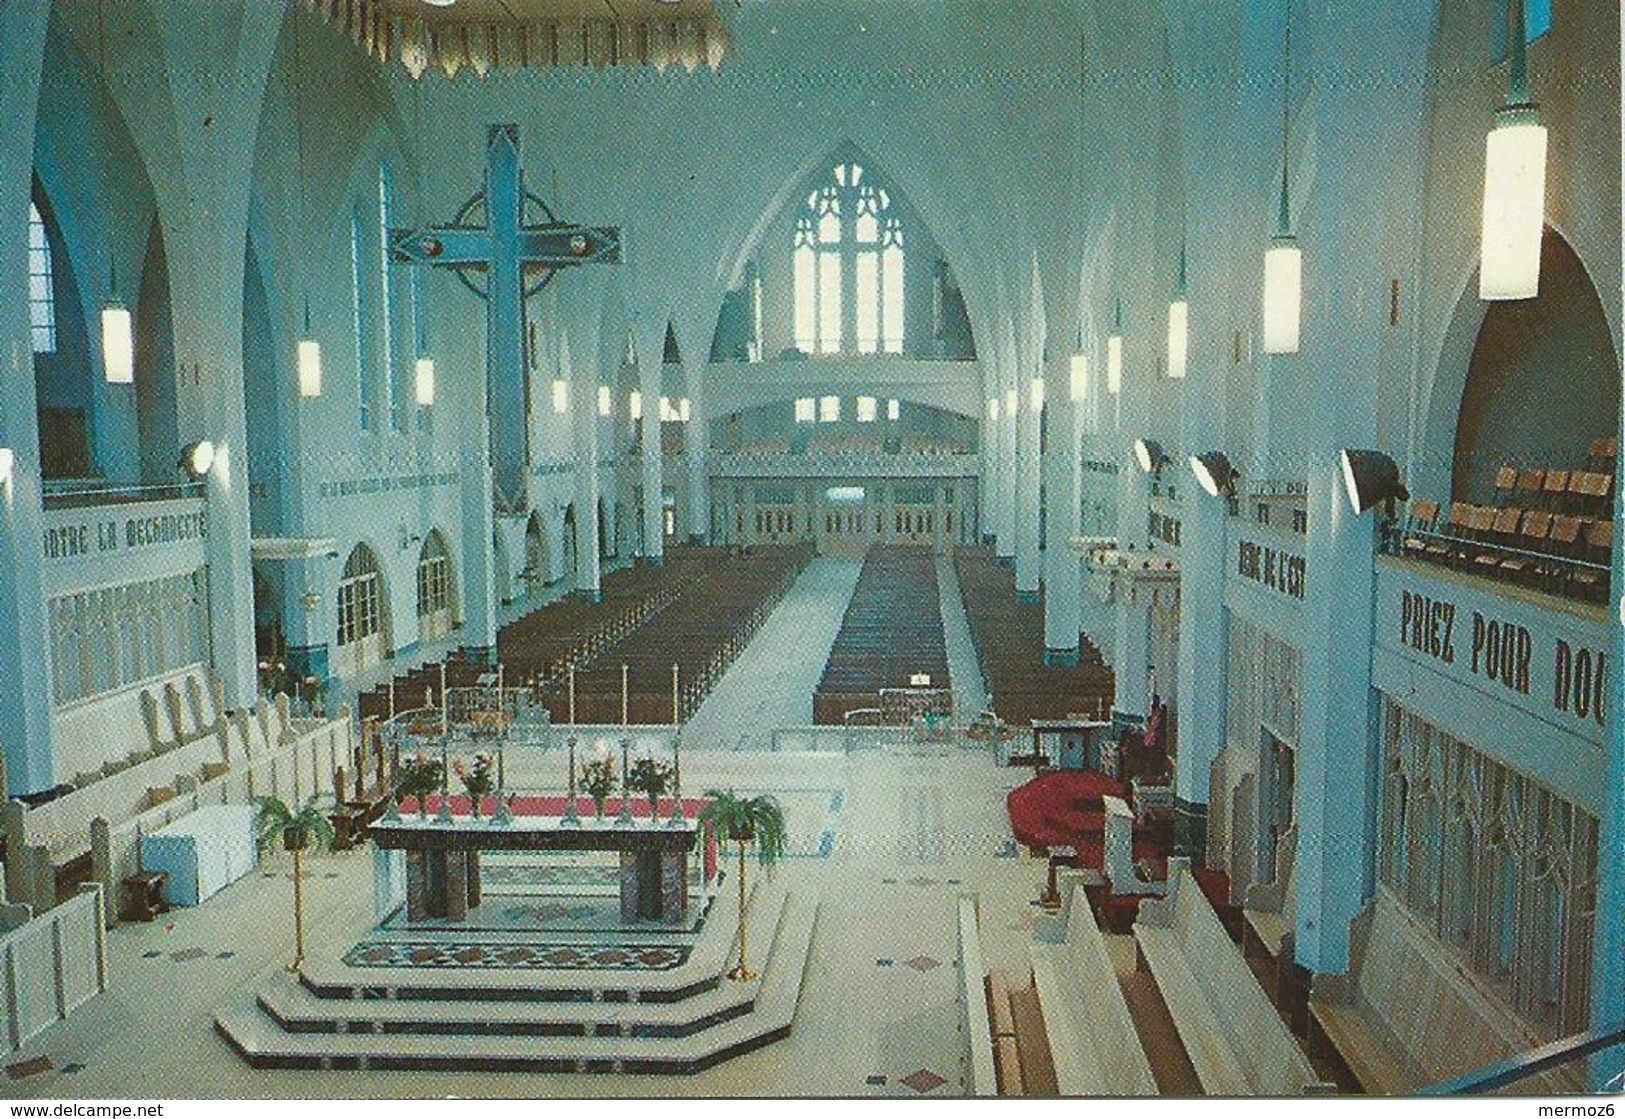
top-left (452, 753), bottom-right (497, 817)
top-left (580, 757), bottom-right (619, 820)
top-left (396, 754), bottom-right (444, 818)
top-left (627, 757), bottom-right (673, 821)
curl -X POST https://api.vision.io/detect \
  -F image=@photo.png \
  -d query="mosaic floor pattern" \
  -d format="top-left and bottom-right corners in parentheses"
top-left (340, 940), bottom-right (693, 971)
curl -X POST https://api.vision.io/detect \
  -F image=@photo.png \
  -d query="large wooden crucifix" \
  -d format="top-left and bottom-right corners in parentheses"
top-left (392, 124), bottom-right (621, 512)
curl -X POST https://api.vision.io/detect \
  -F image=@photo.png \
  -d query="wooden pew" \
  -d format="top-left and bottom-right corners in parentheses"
top-left (1308, 892), bottom-right (1582, 1095)
top-left (1134, 860), bottom-right (1329, 1095)
top-left (1031, 869), bottom-right (1158, 1095)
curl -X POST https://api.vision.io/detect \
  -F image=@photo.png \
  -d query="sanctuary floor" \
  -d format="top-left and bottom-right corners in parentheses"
top-left (8, 555), bottom-right (1053, 1099)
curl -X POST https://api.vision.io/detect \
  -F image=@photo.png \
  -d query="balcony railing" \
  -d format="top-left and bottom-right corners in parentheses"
top-left (43, 479), bottom-right (204, 510)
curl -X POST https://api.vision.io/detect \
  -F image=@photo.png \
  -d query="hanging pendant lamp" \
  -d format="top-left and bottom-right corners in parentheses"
top-left (1107, 299), bottom-right (1123, 395)
top-left (1262, 20), bottom-right (1302, 354)
top-left (1479, 0), bottom-right (1546, 301)
top-left (1167, 244), bottom-right (1188, 380)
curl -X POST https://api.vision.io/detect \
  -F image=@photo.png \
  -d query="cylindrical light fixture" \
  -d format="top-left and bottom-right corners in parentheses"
top-left (101, 299), bottom-right (133, 384)
top-left (1167, 245), bottom-right (1188, 380)
top-left (552, 378), bottom-right (569, 414)
top-left (1069, 351), bottom-right (1089, 403)
top-left (1004, 386), bottom-right (1017, 417)
top-left (887, 398), bottom-right (900, 421)
top-left (1029, 376), bottom-right (1045, 413)
top-left (988, 397), bottom-right (1000, 422)
top-left (0, 447), bottom-right (14, 485)
top-left (629, 389), bottom-right (643, 421)
top-left (1107, 299), bottom-right (1123, 396)
top-left (678, 397), bottom-right (691, 423)
top-left (1262, 234), bottom-right (1302, 354)
top-left (1479, 0), bottom-right (1546, 301)
top-left (598, 385), bottom-right (612, 417)
top-left (414, 357), bottom-right (435, 407)
top-left (297, 296), bottom-right (323, 398)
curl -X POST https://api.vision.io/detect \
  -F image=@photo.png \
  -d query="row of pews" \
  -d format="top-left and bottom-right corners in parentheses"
top-left (952, 546), bottom-right (1114, 726)
top-left (358, 544), bottom-right (813, 729)
top-left (987, 840), bottom-right (1581, 1097)
top-left (812, 545), bottom-right (950, 725)
top-left (533, 544), bottom-right (812, 725)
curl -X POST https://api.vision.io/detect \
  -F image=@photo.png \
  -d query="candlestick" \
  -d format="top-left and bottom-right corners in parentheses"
top-left (388, 678), bottom-right (395, 722)
top-left (562, 734), bottom-right (581, 827)
top-left (618, 735), bottom-right (635, 826)
top-left (669, 731), bottom-right (687, 827)
top-left (621, 663), bottom-right (629, 728)
top-left (569, 667), bottom-right (576, 728)
top-left (672, 663), bottom-right (679, 727)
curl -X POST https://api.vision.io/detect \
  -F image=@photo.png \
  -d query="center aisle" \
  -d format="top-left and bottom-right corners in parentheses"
top-left (680, 557), bottom-right (862, 750)
top-left (937, 556), bottom-right (989, 719)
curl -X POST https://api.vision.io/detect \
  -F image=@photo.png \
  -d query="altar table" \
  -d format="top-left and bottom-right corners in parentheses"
top-left (370, 816), bottom-right (699, 925)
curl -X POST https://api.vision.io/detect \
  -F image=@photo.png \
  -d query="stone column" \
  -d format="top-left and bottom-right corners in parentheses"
top-left (1292, 1), bottom-right (1433, 975)
top-left (679, 350), bottom-right (710, 544)
top-left (1113, 460), bottom-right (1153, 720)
top-left (568, 334), bottom-right (602, 603)
top-left (1044, 349), bottom-right (1083, 665)
top-left (110, 3), bottom-right (282, 712)
top-left (635, 324), bottom-right (666, 565)
top-left (459, 406), bottom-right (498, 661)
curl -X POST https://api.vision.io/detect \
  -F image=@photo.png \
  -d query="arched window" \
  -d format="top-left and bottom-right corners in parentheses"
top-left (350, 212), bottom-right (370, 431)
top-left (793, 162), bottom-right (904, 356)
top-left (29, 200), bottom-right (56, 353)
top-left (378, 165), bottom-right (400, 431)
top-left (337, 544), bottom-right (383, 647)
top-left (416, 532), bottom-right (451, 619)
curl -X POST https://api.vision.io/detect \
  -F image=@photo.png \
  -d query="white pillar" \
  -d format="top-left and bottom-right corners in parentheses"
top-left (635, 324), bottom-right (666, 564)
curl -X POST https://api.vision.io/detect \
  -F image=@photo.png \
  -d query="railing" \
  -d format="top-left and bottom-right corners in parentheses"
top-left (1385, 526), bottom-right (1611, 603)
top-left (710, 449), bottom-right (979, 479)
top-left (1420, 1022), bottom-right (1625, 1095)
top-left (0, 884), bottom-right (108, 1053)
top-left (42, 479), bottom-right (204, 509)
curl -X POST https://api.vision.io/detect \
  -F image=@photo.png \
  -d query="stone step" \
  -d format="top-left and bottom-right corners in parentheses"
top-left (255, 898), bottom-right (790, 1038)
top-left (297, 874), bottom-right (765, 1004)
top-left (215, 891), bottom-right (819, 1075)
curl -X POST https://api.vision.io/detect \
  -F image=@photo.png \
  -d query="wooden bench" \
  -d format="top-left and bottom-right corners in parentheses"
top-left (1134, 859), bottom-right (1328, 1095)
top-left (1241, 826), bottom-right (1307, 1032)
top-left (1308, 891), bottom-right (1582, 1095)
top-left (1031, 869), bottom-right (1157, 1095)
top-left (986, 969), bottom-right (1024, 1095)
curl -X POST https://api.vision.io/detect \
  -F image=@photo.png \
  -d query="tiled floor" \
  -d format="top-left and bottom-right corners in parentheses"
top-left (7, 552), bottom-right (1047, 1099)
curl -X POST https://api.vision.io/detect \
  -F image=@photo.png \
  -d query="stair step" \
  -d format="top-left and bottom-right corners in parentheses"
top-left (296, 878), bottom-right (772, 1004)
top-left (216, 891), bottom-right (818, 1074)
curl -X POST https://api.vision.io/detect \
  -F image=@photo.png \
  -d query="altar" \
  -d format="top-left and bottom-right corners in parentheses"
top-left (371, 816), bottom-right (699, 925)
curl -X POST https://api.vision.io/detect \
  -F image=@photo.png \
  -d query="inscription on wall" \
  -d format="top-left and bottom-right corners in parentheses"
top-left (1236, 537), bottom-right (1306, 601)
top-left (1397, 588), bottom-right (1607, 730)
top-left (43, 508), bottom-right (208, 561)
top-left (1148, 510), bottom-right (1181, 549)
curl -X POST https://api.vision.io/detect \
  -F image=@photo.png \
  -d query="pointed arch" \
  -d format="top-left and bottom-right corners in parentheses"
top-left (334, 541), bottom-right (391, 678)
top-left (415, 529), bottom-right (459, 642)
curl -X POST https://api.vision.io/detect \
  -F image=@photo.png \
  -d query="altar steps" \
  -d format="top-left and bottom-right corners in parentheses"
top-left (214, 890), bottom-right (818, 1075)
top-left (291, 878), bottom-right (777, 1006)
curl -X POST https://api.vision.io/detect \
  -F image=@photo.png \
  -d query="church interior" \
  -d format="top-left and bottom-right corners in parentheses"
top-left (0, 0), bottom-right (1620, 1100)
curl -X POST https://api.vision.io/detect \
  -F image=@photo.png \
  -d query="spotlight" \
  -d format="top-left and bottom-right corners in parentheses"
top-left (1190, 451), bottom-right (1238, 499)
top-left (179, 440), bottom-right (216, 479)
top-left (1133, 439), bottom-right (1167, 476)
top-left (1340, 449), bottom-right (1409, 516)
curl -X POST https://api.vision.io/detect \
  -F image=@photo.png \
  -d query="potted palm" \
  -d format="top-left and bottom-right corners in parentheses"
top-left (580, 757), bottom-right (619, 822)
top-left (253, 795), bottom-right (336, 972)
top-left (696, 790), bottom-right (787, 981)
top-left (627, 756), bottom-right (673, 823)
